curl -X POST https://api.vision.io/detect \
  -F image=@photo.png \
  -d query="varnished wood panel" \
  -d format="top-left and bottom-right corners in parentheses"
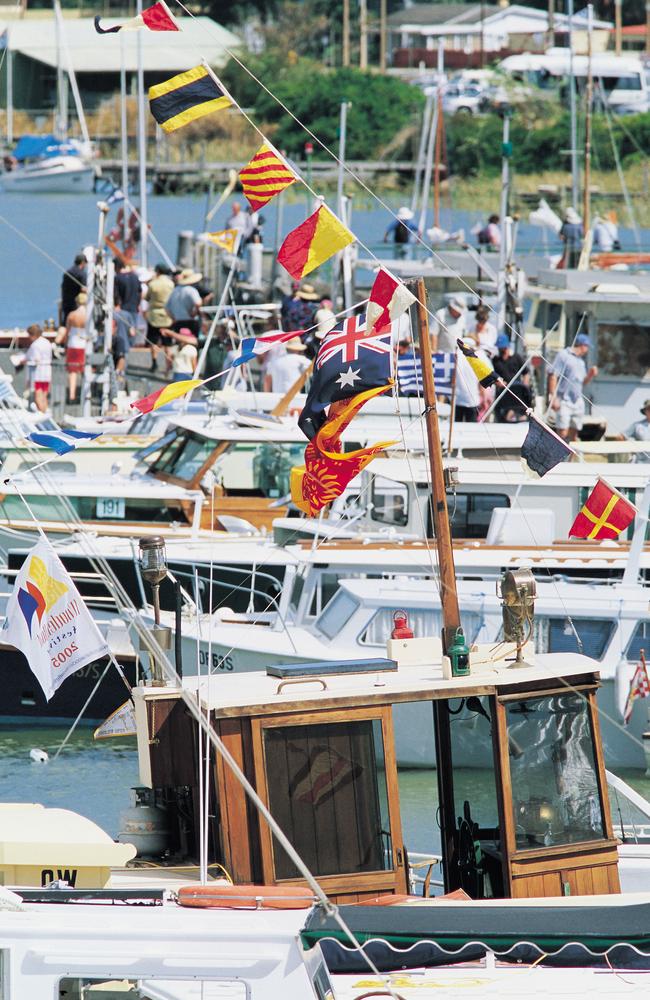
top-left (215, 718), bottom-right (254, 884)
top-left (148, 697), bottom-right (197, 788)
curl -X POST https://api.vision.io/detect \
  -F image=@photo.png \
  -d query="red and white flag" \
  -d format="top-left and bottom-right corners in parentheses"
top-left (624, 652), bottom-right (650, 725)
top-left (366, 267), bottom-right (416, 337)
top-left (95, 0), bottom-right (179, 33)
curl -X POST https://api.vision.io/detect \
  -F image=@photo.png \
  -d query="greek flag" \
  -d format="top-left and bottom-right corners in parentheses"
top-left (397, 352), bottom-right (455, 396)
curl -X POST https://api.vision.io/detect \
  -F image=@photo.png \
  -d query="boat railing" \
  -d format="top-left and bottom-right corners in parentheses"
top-left (407, 851), bottom-right (444, 896)
top-left (0, 565), bottom-right (120, 611)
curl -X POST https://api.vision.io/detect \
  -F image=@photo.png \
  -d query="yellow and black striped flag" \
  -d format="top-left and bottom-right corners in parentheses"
top-left (148, 64), bottom-right (231, 133)
top-left (239, 143), bottom-right (297, 212)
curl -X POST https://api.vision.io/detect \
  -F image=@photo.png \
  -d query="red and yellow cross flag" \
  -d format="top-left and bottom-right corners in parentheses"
top-left (239, 143), bottom-right (297, 212)
top-left (277, 205), bottom-right (355, 280)
top-left (569, 477), bottom-right (637, 541)
top-left (624, 652), bottom-right (650, 725)
top-left (290, 384), bottom-right (396, 517)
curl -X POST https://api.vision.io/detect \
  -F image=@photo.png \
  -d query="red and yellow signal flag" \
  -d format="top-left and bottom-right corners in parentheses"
top-left (290, 384), bottom-right (396, 517)
top-left (131, 379), bottom-right (203, 415)
top-left (239, 143), bottom-right (297, 213)
top-left (277, 205), bottom-right (355, 280)
top-left (569, 477), bottom-right (637, 541)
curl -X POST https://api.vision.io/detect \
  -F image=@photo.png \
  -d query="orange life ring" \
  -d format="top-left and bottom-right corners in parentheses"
top-left (177, 884), bottom-right (314, 910)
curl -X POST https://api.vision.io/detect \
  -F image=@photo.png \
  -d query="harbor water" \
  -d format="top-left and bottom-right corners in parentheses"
top-left (5, 723), bottom-right (650, 854)
top-left (3, 190), bottom-right (648, 329)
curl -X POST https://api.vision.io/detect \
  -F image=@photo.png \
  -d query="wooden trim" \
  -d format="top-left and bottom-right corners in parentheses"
top-left (511, 840), bottom-right (619, 865)
top-left (433, 700), bottom-right (456, 892)
top-left (381, 706), bottom-right (409, 894)
top-left (214, 718), bottom-right (254, 883)
top-left (498, 683), bottom-right (597, 702)
top-left (251, 707), bottom-right (407, 894)
top-left (588, 691), bottom-right (616, 841)
top-left (492, 696), bottom-right (515, 894)
top-left (151, 439), bottom-right (231, 490)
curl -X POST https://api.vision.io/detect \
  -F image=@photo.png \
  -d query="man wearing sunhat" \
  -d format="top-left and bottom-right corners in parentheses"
top-left (265, 337), bottom-right (310, 394)
top-left (166, 268), bottom-right (203, 337)
top-left (384, 207), bottom-right (420, 258)
top-left (548, 333), bottom-right (598, 442)
top-left (621, 400), bottom-right (650, 461)
top-left (281, 282), bottom-right (319, 333)
top-left (431, 296), bottom-right (467, 353)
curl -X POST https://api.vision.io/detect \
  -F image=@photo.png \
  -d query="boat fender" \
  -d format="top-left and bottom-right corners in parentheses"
top-left (177, 884), bottom-right (314, 910)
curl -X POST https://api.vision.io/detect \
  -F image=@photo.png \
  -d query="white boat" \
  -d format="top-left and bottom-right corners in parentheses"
top-left (1, 137), bottom-right (95, 194)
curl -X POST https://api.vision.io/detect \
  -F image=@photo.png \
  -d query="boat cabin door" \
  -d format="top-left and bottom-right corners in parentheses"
top-left (250, 706), bottom-right (408, 902)
top-left (434, 684), bottom-right (620, 899)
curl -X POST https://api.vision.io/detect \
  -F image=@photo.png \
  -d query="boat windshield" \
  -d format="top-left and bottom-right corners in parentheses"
top-left (146, 430), bottom-right (217, 483)
top-left (314, 589), bottom-right (360, 639)
top-left (506, 692), bottom-right (605, 850)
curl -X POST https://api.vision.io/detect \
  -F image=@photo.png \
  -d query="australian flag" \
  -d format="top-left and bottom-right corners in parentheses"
top-left (298, 313), bottom-right (393, 439)
top-left (397, 351), bottom-right (455, 397)
top-left (521, 414), bottom-right (574, 477)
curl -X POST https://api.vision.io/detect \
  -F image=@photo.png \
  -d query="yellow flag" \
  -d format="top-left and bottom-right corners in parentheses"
top-left (207, 228), bottom-right (240, 253)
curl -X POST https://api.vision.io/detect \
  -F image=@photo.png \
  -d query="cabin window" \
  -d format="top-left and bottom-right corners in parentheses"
top-left (263, 719), bottom-right (391, 879)
top-left (534, 617), bottom-right (615, 660)
top-left (371, 476), bottom-right (409, 526)
top-left (252, 442), bottom-right (305, 497)
top-left (505, 692), bottom-right (605, 850)
top-left (147, 430), bottom-right (215, 481)
top-left (360, 608), bottom-right (484, 646)
top-left (315, 590), bottom-right (359, 639)
top-left (16, 460), bottom-right (76, 475)
top-left (427, 492), bottom-right (510, 539)
top-left (626, 621), bottom-right (650, 661)
top-left (608, 776), bottom-right (650, 844)
top-left (596, 323), bottom-right (650, 378)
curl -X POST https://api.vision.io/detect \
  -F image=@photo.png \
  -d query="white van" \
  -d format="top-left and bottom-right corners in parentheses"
top-left (499, 49), bottom-right (650, 115)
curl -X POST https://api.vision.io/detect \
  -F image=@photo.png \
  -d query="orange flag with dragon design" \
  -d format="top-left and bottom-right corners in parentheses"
top-left (290, 384), bottom-right (396, 517)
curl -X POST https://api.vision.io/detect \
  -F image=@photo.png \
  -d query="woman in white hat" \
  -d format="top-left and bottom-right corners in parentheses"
top-left (383, 206), bottom-right (420, 258)
top-left (264, 337), bottom-right (310, 395)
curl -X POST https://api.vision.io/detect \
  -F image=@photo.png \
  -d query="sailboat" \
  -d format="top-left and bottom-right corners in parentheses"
top-left (1, 1), bottom-right (96, 194)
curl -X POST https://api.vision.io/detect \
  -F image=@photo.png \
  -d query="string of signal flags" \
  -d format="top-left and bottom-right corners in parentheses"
top-left (80, 5), bottom-right (642, 532)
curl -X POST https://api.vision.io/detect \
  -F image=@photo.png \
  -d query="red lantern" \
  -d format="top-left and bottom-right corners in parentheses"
top-left (391, 610), bottom-right (414, 640)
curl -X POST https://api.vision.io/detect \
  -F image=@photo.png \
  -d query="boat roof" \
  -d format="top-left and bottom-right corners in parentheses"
top-left (528, 268), bottom-right (650, 303)
top-left (170, 644), bottom-right (601, 717)
top-left (374, 455), bottom-right (650, 487)
top-left (1, 474), bottom-right (202, 501)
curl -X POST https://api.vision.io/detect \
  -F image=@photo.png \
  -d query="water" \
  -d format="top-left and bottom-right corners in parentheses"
top-left (5, 189), bottom-right (646, 330)
top-left (4, 723), bottom-right (650, 856)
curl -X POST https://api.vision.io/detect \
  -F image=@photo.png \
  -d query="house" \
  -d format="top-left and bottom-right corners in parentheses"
top-left (388, 3), bottom-right (612, 69)
top-left (0, 14), bottom-right (240, 114)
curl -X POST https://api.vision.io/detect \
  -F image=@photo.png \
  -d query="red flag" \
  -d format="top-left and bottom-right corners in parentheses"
top-left (569, 477), bottom-right (636, 541)
top-left (624, 652), bottom-right (650, 724)
top-left (290, 384), bottom-right (395, 516)
top-left (95, 1), bottom-right (179, 32)
top-left (277, 205), bottom-right (354, 280)
top-left (366, 268), bottom-right (416, 336)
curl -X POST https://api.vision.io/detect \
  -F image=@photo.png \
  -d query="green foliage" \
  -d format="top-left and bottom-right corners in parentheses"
top-left (222, 56), bottom-right (424, 159)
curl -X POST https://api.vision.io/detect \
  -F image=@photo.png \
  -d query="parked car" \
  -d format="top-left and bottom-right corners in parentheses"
top-left (442, 85), bottom-right (484, 115)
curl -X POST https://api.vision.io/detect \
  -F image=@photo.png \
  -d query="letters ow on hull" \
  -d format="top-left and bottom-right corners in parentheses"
top-left (3, 539), bottom-right (109, 701)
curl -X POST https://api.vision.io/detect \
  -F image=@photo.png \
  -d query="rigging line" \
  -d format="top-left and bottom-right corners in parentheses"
top-left (167, 0), bottom-right (530, 348)
top-left (599, 86), bottom-right (641, 250)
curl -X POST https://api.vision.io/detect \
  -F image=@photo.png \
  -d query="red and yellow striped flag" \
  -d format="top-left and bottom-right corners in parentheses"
top-left (277, 205), bottom-right (355, 280)
top-left (239, 143), bottom-right (297, 212)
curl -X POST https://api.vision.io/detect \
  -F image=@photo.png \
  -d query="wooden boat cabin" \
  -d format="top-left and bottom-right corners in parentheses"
top-left (133, 623), bottom-right (621, 903)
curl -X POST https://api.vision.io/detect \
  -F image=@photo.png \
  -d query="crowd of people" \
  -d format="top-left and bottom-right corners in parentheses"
top-left (15, 199), bottom-right (623, 448)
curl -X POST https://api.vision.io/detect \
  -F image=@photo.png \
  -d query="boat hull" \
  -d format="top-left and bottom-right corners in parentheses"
top-left (1, 162), bottom-right (96, 194)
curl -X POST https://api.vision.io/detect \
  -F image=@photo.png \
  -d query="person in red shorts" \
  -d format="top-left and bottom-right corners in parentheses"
top-left (56, 292), bottom-right (88, 403)
top-left (17, 324), bottom-right (53, 413)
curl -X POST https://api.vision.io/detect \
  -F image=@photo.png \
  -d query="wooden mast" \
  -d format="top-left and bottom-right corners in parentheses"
top-left (413, 278), bottom-right (469, 674)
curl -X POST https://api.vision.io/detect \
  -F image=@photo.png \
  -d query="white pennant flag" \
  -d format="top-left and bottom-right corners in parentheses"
top-left (2, 539), bottom-right (109, 701)
top-left (94, 700), bottom-right (137, 740)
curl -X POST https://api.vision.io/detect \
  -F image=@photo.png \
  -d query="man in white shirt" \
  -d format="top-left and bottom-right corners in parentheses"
top-left (431, 297), bottom-right (466, 352)
top-left (21, 324), bottom-right (53, 413)
top-left (265, 338), bottom-right (310, 395)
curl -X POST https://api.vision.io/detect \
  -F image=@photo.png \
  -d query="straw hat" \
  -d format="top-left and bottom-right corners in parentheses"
top-left (397, 206), bottom-right (414, 221)
top-left (177, 268), bottom-right (203, 285)
top-left (297, 283), bottom-right (319, 301)
top-left (286, 337), bottom-right (306, 352)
